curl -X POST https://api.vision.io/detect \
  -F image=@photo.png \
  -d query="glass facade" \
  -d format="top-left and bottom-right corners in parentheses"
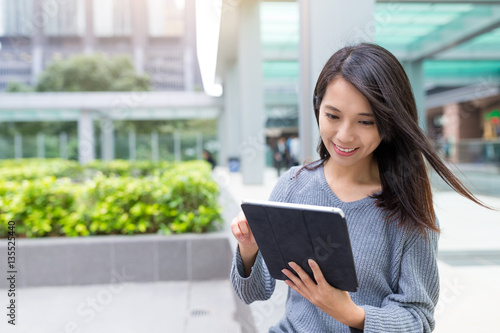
top-left (258, 2), bottom-right (500, 92)
top-left (147, 0), bottom-right (185, 37)
top-left (43, 0), bottom-right (85, 36)
top-left (0, 0), bottom-right (33, 36)
top-left (93, 0), bottom-right (132, 37)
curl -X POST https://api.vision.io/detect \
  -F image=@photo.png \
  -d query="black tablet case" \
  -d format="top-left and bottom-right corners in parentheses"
top-left (241, 201), bottom-right (358, 292)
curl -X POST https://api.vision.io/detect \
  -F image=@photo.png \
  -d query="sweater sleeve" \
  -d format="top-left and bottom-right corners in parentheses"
top-left (361, 229), bottom-right (440, 333)
top-left (230, 245), bottom-right (276, 304)
top-left (230, 168), bottom-right (297, 304)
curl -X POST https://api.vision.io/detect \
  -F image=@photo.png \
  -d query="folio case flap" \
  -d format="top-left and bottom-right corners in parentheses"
top-left (241, 200), bottom-right (358, 292)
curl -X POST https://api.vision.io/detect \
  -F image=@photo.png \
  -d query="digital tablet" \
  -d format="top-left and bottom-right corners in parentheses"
top-left (241, 200), bottom-right (358, 292)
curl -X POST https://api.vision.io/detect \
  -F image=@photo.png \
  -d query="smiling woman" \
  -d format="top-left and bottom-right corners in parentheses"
top-left (230, 43), bottom-right (493, 333)
top-left (309, 43), bottom-right (489, 233)
top-left (319, 77), bottom-right (382, 179)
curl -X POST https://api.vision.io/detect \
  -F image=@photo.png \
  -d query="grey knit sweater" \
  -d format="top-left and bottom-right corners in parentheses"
top-left (231, 164), bottom-right (440, 332)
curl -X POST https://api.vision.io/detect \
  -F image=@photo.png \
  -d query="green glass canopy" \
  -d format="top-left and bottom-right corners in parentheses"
top-left (260, 1), bottom-right (500, 102)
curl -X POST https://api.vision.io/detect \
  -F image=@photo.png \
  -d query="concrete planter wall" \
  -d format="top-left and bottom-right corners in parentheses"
top-left (0, 233), bottom-right (233, 289)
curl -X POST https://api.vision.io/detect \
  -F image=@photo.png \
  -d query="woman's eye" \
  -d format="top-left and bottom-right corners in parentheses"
top-left (360, 120), bottom-right (375, 126)
top-left (326, 113), bottom-right (339, 119)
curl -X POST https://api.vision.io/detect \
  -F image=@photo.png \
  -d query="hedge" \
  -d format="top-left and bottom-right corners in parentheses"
top-left (0, 158), bottom-right (175, 181)
top-left (0, 159), bottom-right (222, 238)
top-left (0, 158), bottom-right (84, 181)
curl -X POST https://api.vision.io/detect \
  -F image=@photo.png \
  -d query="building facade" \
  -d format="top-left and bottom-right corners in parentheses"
top-left (0, 0), bottom-right (202, 91)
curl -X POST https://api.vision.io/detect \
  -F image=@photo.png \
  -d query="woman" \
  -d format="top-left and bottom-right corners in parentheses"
top-left (230, 43), bottom-right (489, 332)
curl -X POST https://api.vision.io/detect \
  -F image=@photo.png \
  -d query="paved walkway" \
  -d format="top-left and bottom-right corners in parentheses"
top-left (0, 166), bottom-right (499, 333)
top-left (0, 280), bottom-right (241, 333)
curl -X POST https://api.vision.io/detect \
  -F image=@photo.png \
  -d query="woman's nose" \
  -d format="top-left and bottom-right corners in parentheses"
top-left (336, 122), bottom-right (355, 143)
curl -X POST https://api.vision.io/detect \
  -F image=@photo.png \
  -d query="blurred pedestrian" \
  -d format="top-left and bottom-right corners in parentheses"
top-left (287, 135), bottom-right (300, 167)
top-left (273, 137), bottom-right (287, 177)
top-left (202, 150), bottom-right (216, 170)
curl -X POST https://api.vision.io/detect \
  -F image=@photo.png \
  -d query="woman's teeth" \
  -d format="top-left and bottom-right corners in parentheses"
top-left (335, 144), bottom-right (356, 152)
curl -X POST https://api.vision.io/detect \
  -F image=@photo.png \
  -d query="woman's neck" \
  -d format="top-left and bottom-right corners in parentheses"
top-left (323, 157), bottom-right (381, 202)
top-left (323, 157), bottom-right (380, 187)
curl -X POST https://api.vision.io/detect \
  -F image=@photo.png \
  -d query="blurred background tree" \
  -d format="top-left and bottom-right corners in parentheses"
top-left (2, 54), bottom-right (152, 147)
top-left (35, 54), bottom-right (150, 92)
top-left (5, 81), bottom-right (33, 92)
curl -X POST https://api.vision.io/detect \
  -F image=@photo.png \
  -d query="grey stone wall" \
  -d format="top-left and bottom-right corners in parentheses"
top-left (0, 233), bottom-right (233, 288)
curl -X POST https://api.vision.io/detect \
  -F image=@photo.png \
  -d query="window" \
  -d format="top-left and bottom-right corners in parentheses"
top-left (43, 0), bottom-right (85, 36)
top-left (147, 0), bottom-right (184, 37)
top-left (93, 0), bottom-right (132, 37)
top-left (0, 0), bottom-right (34, 36)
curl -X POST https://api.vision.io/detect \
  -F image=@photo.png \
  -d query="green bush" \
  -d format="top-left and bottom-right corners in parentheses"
top-left (0, 177), bottom-right (81, 237)
top-left (0, 158), bottom-right (83, 181)
top-left (0, 158), bottom-right (173, 181)
top-left (85, 159), bottom-right (172, 178)
top-left (0, 159), bottom-right (221, 238)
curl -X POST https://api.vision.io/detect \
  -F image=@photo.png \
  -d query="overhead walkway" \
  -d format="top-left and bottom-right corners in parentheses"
top-left (0, 91), bottom-right (222, 163)
top-left (0, 91), bottom-right (222, 121)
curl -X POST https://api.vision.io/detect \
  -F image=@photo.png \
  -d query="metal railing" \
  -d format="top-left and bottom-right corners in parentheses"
top-left (0, 132), bottom-right (218, 163)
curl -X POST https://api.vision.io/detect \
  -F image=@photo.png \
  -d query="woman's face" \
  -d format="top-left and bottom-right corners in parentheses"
top-left (319, 77), bottom-right (382, 169)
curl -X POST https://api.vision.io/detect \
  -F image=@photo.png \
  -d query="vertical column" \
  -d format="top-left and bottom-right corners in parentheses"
top-left (402, 60), bottom-right (426, 133)
top-left (442, 102), bottom-right (481, 163)
top-left (196, 132), bottom-right (203, 159)
top-left (217, 109), bottom-right (227, 166)
top-left (37, 132), bottom-right (45, 158)
top-left (131, 0), bottom-right (147, 74)
top-left (238, 0), bottom-right (265, 184)
top-left (151, 131), bottom-right (159, 162)
top-left (129, 129), bottom-right (136, 161)
top-left (443, 103), bottom-right (460, 163)
top-left (219, 64), bottom-right (240, 167)
top-left (100, 117), bottom-right (114, 161)
top-left (78, 109), bottom-right (95, 165)
top-left (174, 132), bottom-right (181, 161)
top-left (14, 133), bottom-right (22, 159)
top-left (184, 0), bottom-right (196, 91)
top-left (458, 102), bottom-right (481, 139)
top-left (31, 0), bottom-right (44, 84)
top-left (83, 0), bottom-right (95, 54)
top-left (60, 132), bottom-right (68, 160)
top-left (298, 0), bottom-right (375, 162)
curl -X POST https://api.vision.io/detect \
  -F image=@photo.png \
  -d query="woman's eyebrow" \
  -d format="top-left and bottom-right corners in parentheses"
top-left (358, 113), bottom-right (375, 117)
top-left (324, 105), bottom-right (374, 117)
top-left (324, 105), bottom-right (341, 112)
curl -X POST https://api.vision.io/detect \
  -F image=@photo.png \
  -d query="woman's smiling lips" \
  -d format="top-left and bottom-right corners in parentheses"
top-left (332, 142), bottom-right (359, 156)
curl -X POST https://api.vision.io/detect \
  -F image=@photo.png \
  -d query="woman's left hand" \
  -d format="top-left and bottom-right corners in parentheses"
top-left (282, 260), bottom-right (365, 330)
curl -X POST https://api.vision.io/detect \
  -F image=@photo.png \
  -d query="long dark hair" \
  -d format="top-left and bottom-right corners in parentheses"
top-left (306, 43), bottom-right (488, 234)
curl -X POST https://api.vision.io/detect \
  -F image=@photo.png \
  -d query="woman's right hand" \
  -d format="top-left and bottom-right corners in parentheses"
top-left (231, 211), bottom-right (257, 248)
top-left (231, 211), bottom-right (259, 276)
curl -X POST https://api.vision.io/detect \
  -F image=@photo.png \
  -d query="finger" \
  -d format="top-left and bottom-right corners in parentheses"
top-left (239, 220), bottom-right (250, 235)
top-left (282, 269), bottom-right (309, 300)
top-left (230, 221), bottom-right (240, 235)
top-left (231, 220), bottom-right (247, 239)
top-left (282, 268), bottom-right (303, 287)
top-left (289, 262), bottom-right (315, 285)
top-left (235, 211), bottom-right (251, 235)
top-left (308, 259), bottom-right (327, 285)
top-left (231, 211), bottom-right (245, 225)
top-left (284, 278), bottom-right (301, 293)
top-left (230, 222), bottom-right (244, 240)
